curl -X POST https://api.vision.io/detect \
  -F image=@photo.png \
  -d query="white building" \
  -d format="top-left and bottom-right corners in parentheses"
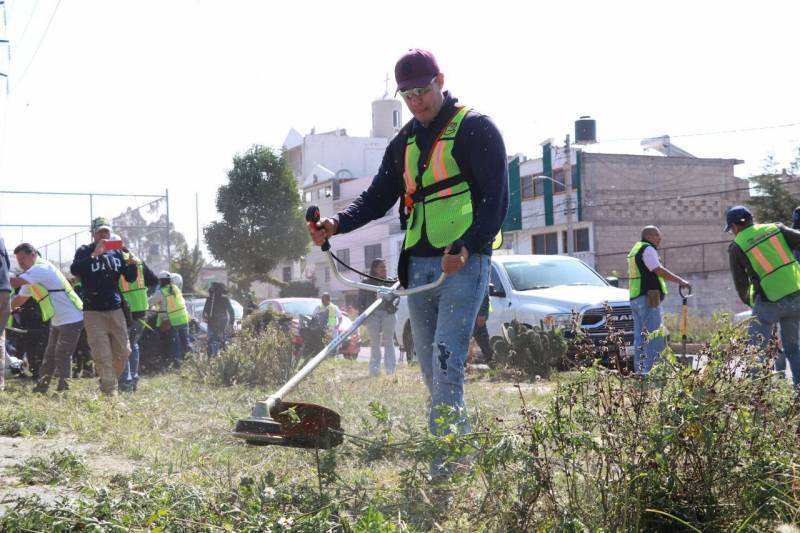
top-left (253, 96), bottom-right (405, 309)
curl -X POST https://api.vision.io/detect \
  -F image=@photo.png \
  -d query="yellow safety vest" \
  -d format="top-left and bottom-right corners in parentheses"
top-left (29, 258), bottom-right (83, 322)
top-left (318, 304), bottom-right (337, 328)
top-left (158, 285), bottom-right (189, 327)
top-left (119, 262), bottom-right (148, 313)
top-left (627, 241), bottom-right (668, 300)
top-left (735, 223), bottom-right (800, 302)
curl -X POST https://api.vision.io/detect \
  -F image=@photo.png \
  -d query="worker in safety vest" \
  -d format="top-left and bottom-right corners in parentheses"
top-left (316, 292), bottom-right (342, 334)
top-left (11, 243), bottom-right (84, 392)
top-left (308, 49), bottom-right (508, 481)
top-left (727, 205), bottom-right (800, 385)
top-left (117, 247), bottom-right (158, 392)
top-left (149, 271), bottom-right (190, 367)
top-left (627, 226), bottom-right (691, 375)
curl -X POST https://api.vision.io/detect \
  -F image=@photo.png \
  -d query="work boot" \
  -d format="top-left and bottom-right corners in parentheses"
top-left (56, 379), bottom-right (69, 392)
top-left (32, 376), bottom-right (51, 394)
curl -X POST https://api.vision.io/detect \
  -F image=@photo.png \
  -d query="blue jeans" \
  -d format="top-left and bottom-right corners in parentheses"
top-left (630, 295), bottom-right (665, 374)
top-left (207, 326), bottom-right (227, 357)
top-left (120, 320), bottom-right (145, 385)
top-left (407, 254), bottom-right (490, 475)
top-left (749, 293), bottom-right (800, 385)
top-left (367, 310), bottom-right (397, 376)
top-left (172, 324), bottom-right (190, 364)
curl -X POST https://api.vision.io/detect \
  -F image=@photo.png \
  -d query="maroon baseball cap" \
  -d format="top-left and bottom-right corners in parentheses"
top-left (395, 49), bottom-right (440, 92)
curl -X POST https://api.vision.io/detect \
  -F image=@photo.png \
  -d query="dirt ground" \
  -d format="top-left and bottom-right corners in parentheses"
top-left (0, 434), bottom-right (138, 516)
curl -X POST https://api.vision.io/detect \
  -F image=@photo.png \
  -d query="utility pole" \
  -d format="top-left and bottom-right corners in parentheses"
top-left (0, 0), bottom-right (8, 94)
top-left (564, 134), bottom-right (574, 256)
top-left (195, 192), bottom-right (200, 250)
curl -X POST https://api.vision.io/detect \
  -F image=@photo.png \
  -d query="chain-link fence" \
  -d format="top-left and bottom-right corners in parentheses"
top-left (0, 189), bottom-right (173, 273)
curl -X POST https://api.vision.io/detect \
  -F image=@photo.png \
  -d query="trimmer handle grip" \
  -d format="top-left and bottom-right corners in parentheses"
top-left (679, 285), bottom-right (693, 299)
top-left (305, 205), bottom-right (330, 252)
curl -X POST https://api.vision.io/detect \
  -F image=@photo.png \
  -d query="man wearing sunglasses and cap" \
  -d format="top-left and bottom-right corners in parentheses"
top-left (726, 205), bottom-right (800, 385)
top-left (308, 49), bottom-right (508, 481)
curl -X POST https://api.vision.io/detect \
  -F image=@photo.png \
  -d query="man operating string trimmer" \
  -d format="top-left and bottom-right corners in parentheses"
top-left (308, 49), bottom-right (508, 481)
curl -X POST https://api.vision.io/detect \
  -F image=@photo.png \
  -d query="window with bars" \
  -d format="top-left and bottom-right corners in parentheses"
top-left (532, 232), bottom-right (558, 255)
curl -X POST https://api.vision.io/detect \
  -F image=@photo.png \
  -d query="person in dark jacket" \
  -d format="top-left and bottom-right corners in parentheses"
top-left (70, 217), bottom-right (137, 396)
top-left (203, 282), bottom-right (235, 357)
top-left (0, 233), bottom-right (10, 391)
top-left (358, 258), bottom-right (398, 376)
top-left (309, 49), bottom-right (508, 480)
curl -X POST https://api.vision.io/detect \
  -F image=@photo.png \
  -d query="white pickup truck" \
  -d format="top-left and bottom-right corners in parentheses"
top-left (394, 254), bottom-right (634, 360)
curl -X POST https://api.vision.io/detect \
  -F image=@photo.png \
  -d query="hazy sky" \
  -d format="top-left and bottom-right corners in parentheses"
top-left (1, 0), bottom-right (798, 261)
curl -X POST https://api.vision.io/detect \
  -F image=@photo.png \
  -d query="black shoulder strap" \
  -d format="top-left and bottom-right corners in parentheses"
top-left (393, 119), bottom-right (415, 229)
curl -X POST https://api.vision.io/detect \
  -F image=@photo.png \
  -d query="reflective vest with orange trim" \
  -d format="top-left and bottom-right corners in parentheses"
top-left (734, 223), bottom-right (800, 302)
top-left (119, 260), bottom-right (148, 313)
top-left (402, 106), bottom-right (474, 250)
top-left (28, 258), bottom-right (83, 322)
top-left (157, 285), bottom-right (189, 327)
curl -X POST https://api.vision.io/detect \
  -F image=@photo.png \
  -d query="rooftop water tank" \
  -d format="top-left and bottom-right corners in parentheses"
top-left (574, 116), bottom-right (597, 145)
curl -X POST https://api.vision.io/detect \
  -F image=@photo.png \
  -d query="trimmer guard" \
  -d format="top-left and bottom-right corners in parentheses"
top-left (233, 401), bottom-right (343, 449)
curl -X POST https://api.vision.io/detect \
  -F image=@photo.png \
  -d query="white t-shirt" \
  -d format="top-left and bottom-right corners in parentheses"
top-left (20, 262), bottom-right (83, 326)
top-left (642, 246), bottom-right (662, 272)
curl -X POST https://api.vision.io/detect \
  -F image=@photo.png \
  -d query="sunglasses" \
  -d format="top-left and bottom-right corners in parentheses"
top-left (399, 76), bottom-right (437, 99)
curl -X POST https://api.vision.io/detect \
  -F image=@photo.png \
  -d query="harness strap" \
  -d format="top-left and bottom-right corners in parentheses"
top-left (409, 174), bottom-right (467, 203)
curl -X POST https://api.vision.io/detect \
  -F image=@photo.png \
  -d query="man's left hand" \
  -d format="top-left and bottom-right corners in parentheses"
top-left (442, 243), bottom-right (469, 274)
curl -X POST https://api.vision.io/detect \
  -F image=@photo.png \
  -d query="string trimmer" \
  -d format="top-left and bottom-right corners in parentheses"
top-left (233, 205), bottom-right (452, 449)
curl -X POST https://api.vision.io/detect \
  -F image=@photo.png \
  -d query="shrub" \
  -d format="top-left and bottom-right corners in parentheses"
top-left (13, 450), bottom-right (87, 485)
top-left (185, 324), bottom-right (296, 387)
top-left (492, 320), bottom-right (567, 379)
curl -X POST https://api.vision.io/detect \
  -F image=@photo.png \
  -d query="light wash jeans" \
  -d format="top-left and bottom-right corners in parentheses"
top-left (630, 295), bottom-right (665, 374)
top-left (366, 309), bottom-right (397, 376)
top-left (120, 319), bottom-right (145, 387)
top-left (407, 254), bottom-right (489, 476)
top-left (749, 293), bottom-right (800, 385)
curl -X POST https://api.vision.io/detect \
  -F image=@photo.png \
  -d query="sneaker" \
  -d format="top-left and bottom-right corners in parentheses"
top-left (32, 381), bottom-right (50, 394)
top-left (56, 379), bottom-right (69, 392)
top-left (118, 382), bottom-right (134, 393)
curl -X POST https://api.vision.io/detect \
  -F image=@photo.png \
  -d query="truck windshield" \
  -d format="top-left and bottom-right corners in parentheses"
top-left (503, 260), bottom-right (607, 291)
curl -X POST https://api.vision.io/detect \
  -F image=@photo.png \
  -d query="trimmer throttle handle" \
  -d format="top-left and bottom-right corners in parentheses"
top-left (679, 285), bottom-right (693, 299)
top-left (448, 240), bottom-right (464, 255)
top-left (305, 205), bottom-right (330, 252)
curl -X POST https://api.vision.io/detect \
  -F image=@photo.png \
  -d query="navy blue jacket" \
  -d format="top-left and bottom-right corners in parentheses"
top-left (70, 244), bottom-right (138, 311)
top-left (337, 93), bottom-right (508, 256)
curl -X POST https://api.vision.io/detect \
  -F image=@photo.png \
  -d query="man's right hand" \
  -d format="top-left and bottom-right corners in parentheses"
top-left (679, 279), bottom-right (691, 290)
top-left (308, 218), bottom-right (338, 247)
top-left (91, 240), bottom-right (107, 257)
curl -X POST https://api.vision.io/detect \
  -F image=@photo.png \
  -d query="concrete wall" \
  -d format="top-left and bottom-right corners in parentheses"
top-left (582, 153), bottom-right (749, 315)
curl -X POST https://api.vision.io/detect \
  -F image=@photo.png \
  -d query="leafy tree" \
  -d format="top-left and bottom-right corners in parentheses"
top-left (204, 145), bottom-right (308, 284)
top-left (112, 207), bottom-right (187, 267)
top-left (749, 150), bottom-right (800, 225)
top-left (170, 243), bottom-right (204, 294)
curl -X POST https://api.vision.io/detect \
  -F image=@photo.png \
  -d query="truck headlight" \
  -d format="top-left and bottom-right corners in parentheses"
top-left (542, 313), bottom-right (575, 330)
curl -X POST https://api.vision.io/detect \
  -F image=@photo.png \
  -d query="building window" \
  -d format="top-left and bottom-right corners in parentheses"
top-left (532, 232), bottom-right (558, 255)
top-left (561, 228), bottom-right (591, 253)
top-left (282, 266), bottom-right (292, 282)
top-left (521, 175), bottom-right (534, 200)
top-left (533, 177), bottom-right (545, 197)
top-left (393, 110), bottom-right (400, 128)
top-left (324, 186), bottom-right (332, 198)
top-left (304, 191), bottom-right (312, 203)
top-left (336, 248), bottom-right (350, 272)
top-left (552, 169), bottom-right (566, 194)
top-left (364, 244), bottom-right (382, 268)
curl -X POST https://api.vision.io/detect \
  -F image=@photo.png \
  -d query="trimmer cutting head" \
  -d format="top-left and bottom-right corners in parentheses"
top-left (233, 401), bottom-right (343, 449)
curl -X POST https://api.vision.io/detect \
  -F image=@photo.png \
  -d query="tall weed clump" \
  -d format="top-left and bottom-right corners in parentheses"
top-left (459, 316), bottom-right (800, 531)
top-left (185, 323), bottom-right (296, 387)
top-left (493, 320), bottom-right (567, 379)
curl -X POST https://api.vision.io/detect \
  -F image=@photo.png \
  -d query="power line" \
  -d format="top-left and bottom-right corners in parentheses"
top-left (14, 0), bottom-right (41, 52)
top-left (12, 0), bottom-right (60, 90)
top-left (599, 121), bottom-right (800, 144)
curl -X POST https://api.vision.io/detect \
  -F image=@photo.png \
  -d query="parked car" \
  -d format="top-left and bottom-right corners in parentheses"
top-left (394, 254), bottom-right (635, 364)
top-left (258, 297), bottom-right (360, 359)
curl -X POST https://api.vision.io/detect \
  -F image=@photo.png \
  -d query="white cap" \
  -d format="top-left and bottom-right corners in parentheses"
top-left (158, 270), bottom-right (171, 279)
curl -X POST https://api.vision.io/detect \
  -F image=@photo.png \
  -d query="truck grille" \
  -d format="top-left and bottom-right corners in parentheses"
top-left (580, 306), bottom-right (634, 335)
